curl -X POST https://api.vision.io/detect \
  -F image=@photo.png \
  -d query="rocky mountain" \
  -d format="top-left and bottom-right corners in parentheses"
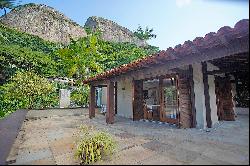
top-left (85, 16), bottom-right (147, 47)
top-left (0, 4), bottom-right (147, 46)
top-left (0, 3), bottom-right (87, 44)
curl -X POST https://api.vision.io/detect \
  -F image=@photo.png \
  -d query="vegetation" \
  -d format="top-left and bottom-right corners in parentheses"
top-left (134, 25), bottom-right (157, 40)
top-left (0, 20), bottom-right (159, 118)
top-left (0, 0), bottom-right (16, 15)
top-left (71, 86), bottom-right (90, 107)
top-left (75, 125), bottom-right (117, 165)
top-left (0, 23), bottom-right (61, 84)
top-left (57, 29), bottom-right (159, 82)
top-left (0, 44), bottom-right (58, 84)
top-left (0, 23), bottom-right (61, 54)
top-left (0, 71), bottom-right (58, 118)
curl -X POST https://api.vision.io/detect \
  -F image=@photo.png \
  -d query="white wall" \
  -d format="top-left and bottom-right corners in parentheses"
top-left (117, 78), bottom-right (133, 119)
top-left (192, 63), bottom-right (207, 129)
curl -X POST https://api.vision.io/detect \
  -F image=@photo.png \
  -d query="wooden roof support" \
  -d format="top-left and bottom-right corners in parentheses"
top-left (106, 81), bottom-right (115, 124)
top-left (132, 80), bottom-right (144, 121)
top-left (159, 77), bottom-right (164, 122)
top-left (115, 82), bottom-right (117, 115)
top-left (202, 62), bottom-right (212, 128)
top-left (189, 65), bottom-right (196, 128)
top-left (89, 85), bottom-right (96, 119)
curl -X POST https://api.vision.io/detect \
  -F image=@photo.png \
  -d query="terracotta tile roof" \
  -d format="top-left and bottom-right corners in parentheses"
top-left (83, 19), bottom-right (249, 84)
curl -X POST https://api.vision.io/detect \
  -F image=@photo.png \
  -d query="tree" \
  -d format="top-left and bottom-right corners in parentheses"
top-left (57, 31), bottom-right (103, 84)
top-left (134, 25), bottom-right (157, 40)
top-left (0, 0), bottom-right (16, 15)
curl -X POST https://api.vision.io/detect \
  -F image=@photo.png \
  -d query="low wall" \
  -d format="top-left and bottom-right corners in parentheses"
top-left (0, 110), bottom-right (28, 165)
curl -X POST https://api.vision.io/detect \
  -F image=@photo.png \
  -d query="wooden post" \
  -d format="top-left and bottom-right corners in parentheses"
top-left (132, 80), bottom-right (144, 121)
top-left (202, 62), bottom-right (212, 128)
top-left (89, 85), bottom-right (95, 119)
top-left (189, 65), bottom-right (196, 128)
top-left (175, 75), bottom-right (180, 128)
top-left (115, 82), bottom-right (117, 115)
top-left (159, 77), bottom-right (165, 122)
top-left (106, 81), bottom-right (114, 124)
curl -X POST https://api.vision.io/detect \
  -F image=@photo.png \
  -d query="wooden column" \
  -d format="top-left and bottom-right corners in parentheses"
top-left (202, 62), bottom-right (212, 128)
top-left (159, 77), bottom-right (165, 122)
top-left (178, 73), bottom-right (193, 128)
top-left (106, 81), bottom-right (114, 124)
top-left (175, 75), bottom-right (181, 128)
top-left (89, 85), bottom-right (95, 119)
top-left (132, 80), bottom-right (144, 121)
top-left (189, 65), bottom-right (196, 128)
top-left (115, 82), bottom-right (117, 115)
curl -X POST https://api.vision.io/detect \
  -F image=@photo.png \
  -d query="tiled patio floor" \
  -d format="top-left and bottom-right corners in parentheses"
top-left (6, 108), bottom-right (249, 165)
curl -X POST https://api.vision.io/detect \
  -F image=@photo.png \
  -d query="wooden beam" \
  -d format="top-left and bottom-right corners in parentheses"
top-left (207, 68), bottom-right (249, 75)
top-left (106, 81), bottom-right (115, 124)
top-left (202, 62), bottom-right (212, 128)
top-left (189, 65), bottom-right (196, 128)
top-left (89, 85), bottom-right (95, 119)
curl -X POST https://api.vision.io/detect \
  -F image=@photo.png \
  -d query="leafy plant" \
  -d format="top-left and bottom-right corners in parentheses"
top-left (0, 71), bottom-right (58, 118)
top-left (0, 44), bottom-right (58, 84)
top-left (0, 23), bottom-right (60, 54)
top-left (71, 85), bottom-right (90, 107)
top-left (75, 125), bottom-right (117, 165)
top-left (57, 29), bottom-right (159, 82)
top-left (57, 31), bottom-right (103, 81)
top-left (0, 23), bottom-right (61, 84)
top-left (133, 25), bottom-right (157, 40)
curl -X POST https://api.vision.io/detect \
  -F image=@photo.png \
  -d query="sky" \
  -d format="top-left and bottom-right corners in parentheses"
top-left (1, 0), bottom-right (249, 50)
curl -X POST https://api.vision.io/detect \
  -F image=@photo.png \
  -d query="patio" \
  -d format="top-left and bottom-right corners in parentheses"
top-left (5, 108), bottom-right (249, 165)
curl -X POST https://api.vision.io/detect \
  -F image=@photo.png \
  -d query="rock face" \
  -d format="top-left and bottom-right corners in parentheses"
top-left (85, 16), bottom-right (147, 47)
top-left (0, 3), bottom-right (87, 44)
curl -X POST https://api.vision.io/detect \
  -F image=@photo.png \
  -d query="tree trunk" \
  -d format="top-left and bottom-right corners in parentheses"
top-left (4, 8), bottom-right (6, 15)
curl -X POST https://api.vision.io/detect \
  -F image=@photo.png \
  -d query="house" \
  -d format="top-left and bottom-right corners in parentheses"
top-left (83, 19), bottom-right (249, 129)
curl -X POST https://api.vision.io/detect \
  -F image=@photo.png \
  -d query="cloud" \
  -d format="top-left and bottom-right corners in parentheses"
top-left (176, 0), bottom-right (192, 8)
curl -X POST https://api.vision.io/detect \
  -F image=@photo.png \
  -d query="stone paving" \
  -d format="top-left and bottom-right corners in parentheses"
top-left (6, 108), bottom-right (249, 165)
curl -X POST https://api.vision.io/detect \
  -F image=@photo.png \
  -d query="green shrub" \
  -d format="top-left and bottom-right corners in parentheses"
top-left (71, 85), bottom-right (89, 107)
top-left (75, 125), bottom-right (117, 165)
top-left (0, 71), bottom-right (59, 118)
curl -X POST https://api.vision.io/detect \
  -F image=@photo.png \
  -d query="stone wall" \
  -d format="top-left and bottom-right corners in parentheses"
top-left (85, 16), bottom-right (147, 47)
top-left (0, 3), bottom-right (87, 44)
